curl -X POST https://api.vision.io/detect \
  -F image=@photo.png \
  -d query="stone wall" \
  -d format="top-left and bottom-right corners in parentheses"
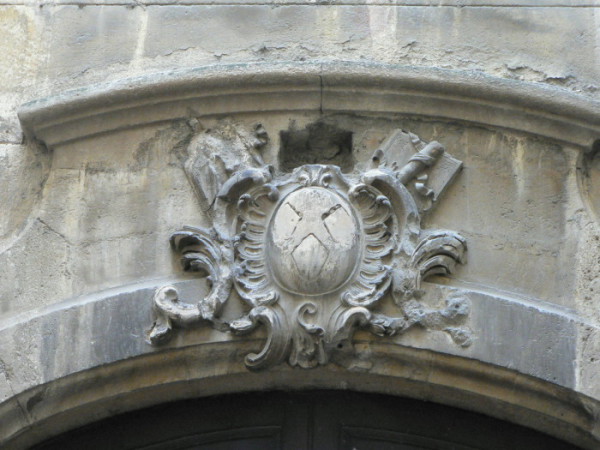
top-left (1, 1), bottom-right (599, 448)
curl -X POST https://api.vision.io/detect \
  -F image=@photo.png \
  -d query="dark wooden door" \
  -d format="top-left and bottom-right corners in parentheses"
top-left (35, 391), bottom-right (579, 450)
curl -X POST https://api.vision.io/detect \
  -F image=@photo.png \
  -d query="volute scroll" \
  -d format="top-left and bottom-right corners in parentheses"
top-left (148, 124), bottom-right (471, 369)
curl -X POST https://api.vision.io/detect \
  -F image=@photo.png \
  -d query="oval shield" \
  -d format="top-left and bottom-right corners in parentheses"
top-left (267, 187), bottom-right (361, 295)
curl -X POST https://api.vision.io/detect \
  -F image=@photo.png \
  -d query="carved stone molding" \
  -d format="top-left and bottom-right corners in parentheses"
top-left (148, 126), bottom-right (471, 369)
top-left (18, 62), bottom-right (600, 151)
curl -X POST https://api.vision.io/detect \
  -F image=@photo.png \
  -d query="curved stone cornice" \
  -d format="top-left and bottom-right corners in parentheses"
top-left (18, 61), bottom-right (600, 150)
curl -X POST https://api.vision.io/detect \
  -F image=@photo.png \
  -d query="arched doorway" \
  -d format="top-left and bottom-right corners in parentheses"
top-left (35, 391), bottom-right (578, 449)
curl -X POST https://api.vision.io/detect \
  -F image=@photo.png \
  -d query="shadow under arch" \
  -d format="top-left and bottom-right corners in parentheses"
top-left (34, 390), bottom-right (580, 449)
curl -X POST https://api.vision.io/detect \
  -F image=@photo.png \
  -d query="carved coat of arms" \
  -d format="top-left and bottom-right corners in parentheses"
top-left (148, 124), bottom-right (471, 370)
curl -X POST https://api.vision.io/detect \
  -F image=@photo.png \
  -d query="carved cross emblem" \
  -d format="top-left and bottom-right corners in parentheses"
top-left (148, 125), bottom-right (471, 370)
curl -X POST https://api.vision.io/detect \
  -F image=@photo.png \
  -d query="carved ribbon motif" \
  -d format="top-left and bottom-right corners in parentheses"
top-left (148, 125), bottom-right (471, 370)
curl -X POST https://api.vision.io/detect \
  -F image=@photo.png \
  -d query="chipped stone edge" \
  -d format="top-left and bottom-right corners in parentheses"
top-left (17, 61), bottom-right (600, 150)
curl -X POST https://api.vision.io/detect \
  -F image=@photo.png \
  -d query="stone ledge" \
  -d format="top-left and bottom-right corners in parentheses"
top-left (18, 61), bottom-right (600, 150)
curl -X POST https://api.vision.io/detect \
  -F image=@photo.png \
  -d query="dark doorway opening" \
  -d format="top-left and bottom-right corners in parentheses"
top-left (35, 390), bottom-right (579, 449)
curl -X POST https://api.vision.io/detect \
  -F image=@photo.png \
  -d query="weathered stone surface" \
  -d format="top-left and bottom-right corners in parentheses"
top-left (1, 4), bottom-right (598, 100)
top-left (0, 143), bottom-right (49, 247)
top-left (0, 278), bottom-right (597, 446)
top-left (1, 0), bottom-right (599, 447)
top-left (146, 126), bottom-right (472, 370)
top-left (269, 187), bottom-right (359, 294)
top-left (4, 97), bottom-right (595, 316)
top-left (578, 323), bottom-right (600, 399)
top-left (0, 362), bottom-right (14, 404)
top-left (16, 62), bottom-right (600, 150)
top-left (581, 143), bottom-right (600, 228)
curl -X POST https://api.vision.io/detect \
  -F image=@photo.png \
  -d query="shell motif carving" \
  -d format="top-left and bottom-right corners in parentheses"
top-left (148, 126), bottom-right (471, 370)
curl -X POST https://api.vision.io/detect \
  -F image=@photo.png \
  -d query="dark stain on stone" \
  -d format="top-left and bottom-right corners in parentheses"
top-left (129, 120), bottom-right (193, 171)
top-left (279, 121), bottom-right (353, 172)
top-left (26, 389), bottom-right (45, 413)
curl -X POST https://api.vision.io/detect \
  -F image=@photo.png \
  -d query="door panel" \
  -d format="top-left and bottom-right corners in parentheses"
top-left (340, 428), bottom-right (476, 450)
top-left (139, 427), bottom-right (283, 450)
top-left (311, 391), bottom-right (576, 450)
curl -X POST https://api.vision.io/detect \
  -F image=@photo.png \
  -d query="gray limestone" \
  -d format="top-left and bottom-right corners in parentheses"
top-left (0, 0), bottom-right (599, 448)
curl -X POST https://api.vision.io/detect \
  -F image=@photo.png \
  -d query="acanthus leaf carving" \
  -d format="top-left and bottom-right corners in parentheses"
top-left (229, 305), bottom-right (289, 370)
top-left (147, 226), bottom-right (233, 345)
top-left (289, 302), bottom-right (327, 369)
top-left (148, 125), bottom-right (472, 369)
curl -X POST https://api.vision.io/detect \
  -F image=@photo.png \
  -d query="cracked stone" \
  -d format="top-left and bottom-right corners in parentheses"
top-left (292, 233), bottom-right (329, 281)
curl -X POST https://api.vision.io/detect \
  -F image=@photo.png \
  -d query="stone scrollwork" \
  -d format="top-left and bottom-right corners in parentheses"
top-left (148, 227), bottom-right (233, 344)
top-left (148, 125), bottom-right (471, 370)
